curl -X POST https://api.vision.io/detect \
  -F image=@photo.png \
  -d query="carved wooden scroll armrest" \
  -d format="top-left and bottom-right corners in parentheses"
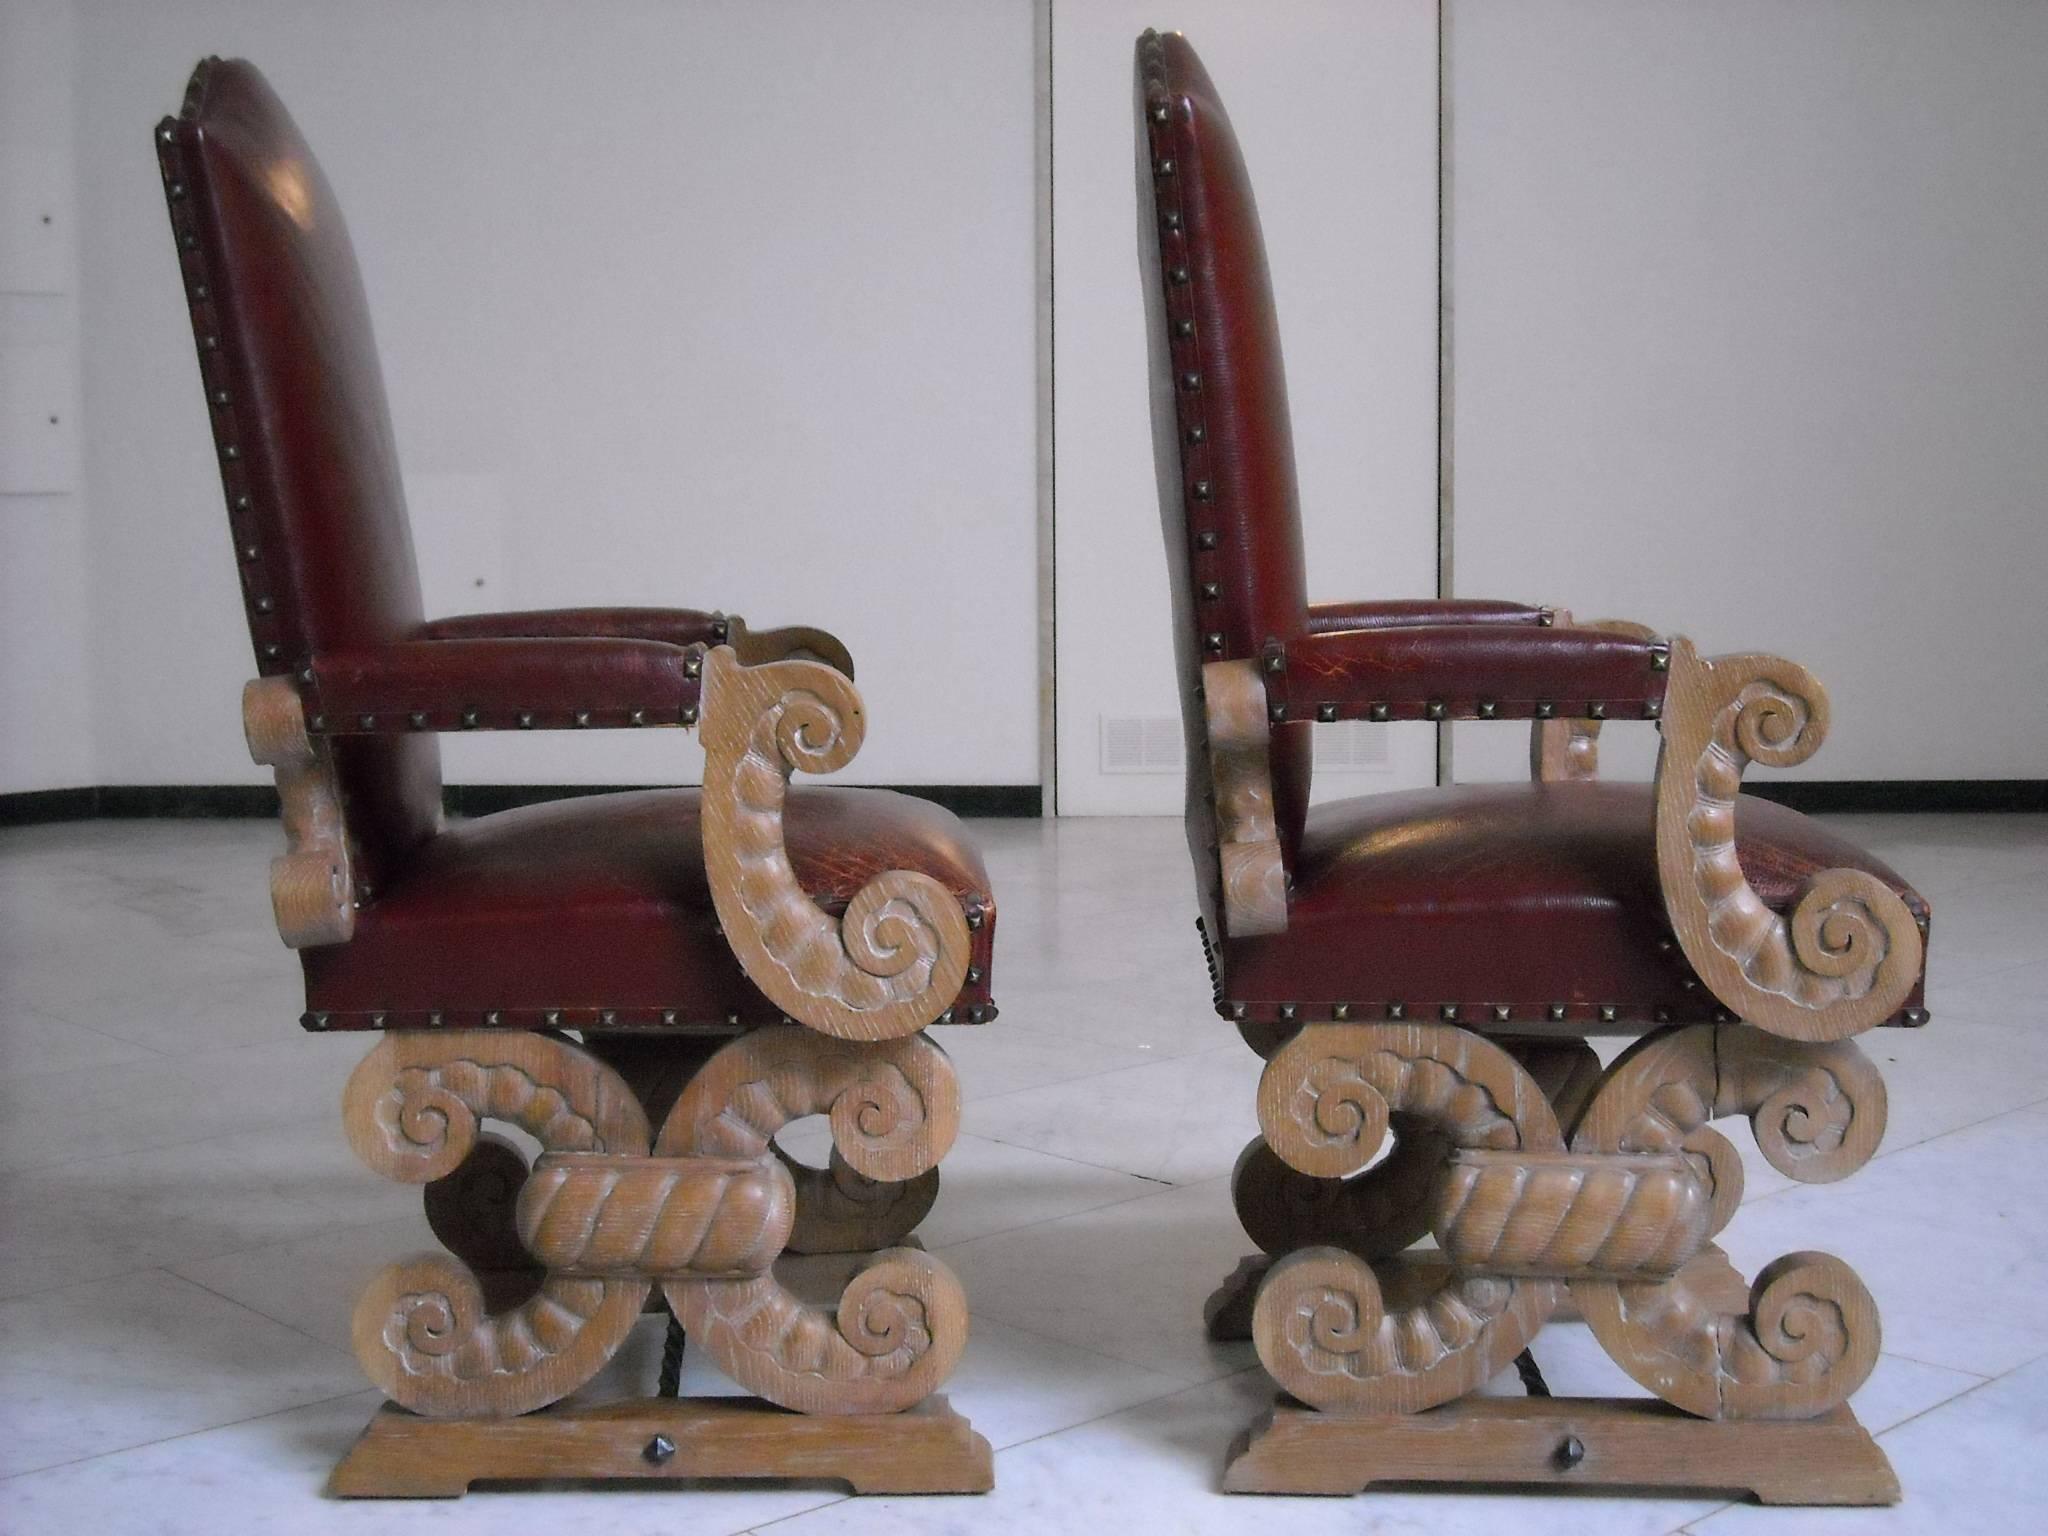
top-left (697, 646), bottom-right (969, 1040)
top-left (1530, 614), bottom-right (1666, 782)
top-left (726, 615), bottom-right (855, 681)
top-left (1653, 638), bottom-right (1922, 1041)
top-left (242, 675), bottom-right (353, 948)
top-left (1203, 659), bottom-right (1287, 937)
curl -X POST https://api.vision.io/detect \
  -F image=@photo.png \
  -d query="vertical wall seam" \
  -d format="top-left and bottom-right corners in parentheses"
top-left (1035, 0), bottom-right (1058, 814)
top-left (1435, 0), bottom-right (1455, 787)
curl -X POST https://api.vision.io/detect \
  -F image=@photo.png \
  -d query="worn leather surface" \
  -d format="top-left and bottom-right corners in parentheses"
top-left (1280, 624), bottom-right (1668, 720)
top-left (304, 786), bottom-right (998, 1028)
top-left (1220, 782), bottom-right (1929, 1027)
top-left (1139, 32), bottom-right (1931, 1027)
top-left (159, 58), bottom-right (440, 883)
top-left (417, 607), bottom-right (726, 648)
top-left (1306, 600), bottom-right (1550, 634)
top-left (161, 59), bottom-right (997, 1039)
top-left (1137, 31), bottom-right (1313, 880)
top-left (309, 638), bottom-right (704, 731)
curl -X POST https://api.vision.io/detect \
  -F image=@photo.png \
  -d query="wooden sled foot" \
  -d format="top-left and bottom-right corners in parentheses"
top-left (328, 1394), bottom-right (993, 1498)
top-left (1222, 1394), bottom-right (1899, 1505)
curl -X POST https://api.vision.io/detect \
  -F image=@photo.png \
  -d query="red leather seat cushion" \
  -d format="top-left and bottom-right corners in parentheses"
top-left (303, 786), bottom-right (996, 1028)
top-left (1220, 782), bottom-right (1927, 1026)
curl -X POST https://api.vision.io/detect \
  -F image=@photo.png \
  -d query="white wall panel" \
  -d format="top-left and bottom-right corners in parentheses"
top-left (1050, 1), bottom-right (1443, 813)
top-left (1448, 0), bottom-right (2048, 783)
top-left (1, 0), bottom-right (93, 793)
top-left (69, 0), bottom-right (1040, 789)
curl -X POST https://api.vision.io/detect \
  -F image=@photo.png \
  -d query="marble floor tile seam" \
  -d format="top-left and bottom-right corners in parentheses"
top-left (979, 1361), bottom-right (1268, 1460)
top-left (0, 1190), bottom-right (419, 1306)
top-left (954, 1122), bottom-right (1205, 1189)
top-left (163, 1262), bottom-right (361, 1367)
top-left (0, 1097), bottom-right (368, 1191)
top-left (932, 1152), bottom-right (1176, 1230)
top-left (1670, 1356), bottom-right (2036, 1535)
top-left (0, 1387), bottom-right (374, 1489)
top-left (737, 1370), bottom-right (1267, 1536)
top-left (0, 1004), bottom-right (183, 1062)
top-left (0, 1370), bottom-right (374, 1489)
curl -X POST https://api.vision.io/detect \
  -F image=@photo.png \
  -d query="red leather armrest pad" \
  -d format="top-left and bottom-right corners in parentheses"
top-left (415, 607), bottom-right (723, 648)
top-left (1279, 624), bottom-right (1667, 721)
top-left (1305, 599), bottom-right (1549, 634)
top-left (308, 637), bottom-right (702, 732)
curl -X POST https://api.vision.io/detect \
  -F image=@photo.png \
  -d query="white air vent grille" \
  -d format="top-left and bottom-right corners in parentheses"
top-left (1100, 716), bottom-right (1185, 773)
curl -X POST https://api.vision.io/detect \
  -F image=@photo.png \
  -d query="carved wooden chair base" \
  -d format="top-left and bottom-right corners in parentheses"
top-left (329, 1396), bottom-right (992, 1498)
top-left (331, 1024), bottom-right (988, 1498)
top-left (1212, 1019), bottom-right (1898, 1506)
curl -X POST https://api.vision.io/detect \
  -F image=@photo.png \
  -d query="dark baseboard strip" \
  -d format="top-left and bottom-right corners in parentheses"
top-left (5, 780), bottom-right (2036, 828)
top-left (1742, 780), bottom-right (2048, 814)
top-left (1, 782), bottom-right (1044, 826)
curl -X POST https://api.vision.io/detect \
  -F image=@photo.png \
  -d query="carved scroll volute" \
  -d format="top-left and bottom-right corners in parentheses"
top-left (657, 1027), bottom-right (968, 1414)
top-left (242, 676), bottom-right (353, 947)
top-left (1248, 1023), bottom-right (1564, 1415)
top-left (697, 646), bottom-right (971, 1041)
top-left (1655, 639), bottom-right (1923, 1040)
top-left (341, 1032), bottom-right (653, 1418)
top-left (1570, 1024), bottom-right (1888, 1420)
top-left (1203, 658), bottom-right (1286, 937)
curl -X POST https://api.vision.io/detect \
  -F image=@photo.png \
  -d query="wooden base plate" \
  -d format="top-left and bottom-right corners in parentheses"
top-left (1225, 1394), bottom-right (1899, 1504)
top-left (329, 1394), bottom-right (993, 1498)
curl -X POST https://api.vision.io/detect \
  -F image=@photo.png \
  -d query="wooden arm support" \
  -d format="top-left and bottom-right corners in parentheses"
top-left (243, 675), bottom-right (354, 948)
top-left (1652, 638), bottom-right (1923, 1040)
top-left (1203, 659), bottom-right (1287, 939)
top-left (697, 645), bottom-right (971, 1040)
top-left (1530, 615), bottom-right (1661, 781)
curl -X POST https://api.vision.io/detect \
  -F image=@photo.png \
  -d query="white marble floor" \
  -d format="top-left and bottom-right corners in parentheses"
top-left (2, 811), bottom-right (2045, 1533)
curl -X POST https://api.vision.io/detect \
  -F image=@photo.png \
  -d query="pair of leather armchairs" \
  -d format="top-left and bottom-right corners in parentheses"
top-left (155, 31), bottom-right (1928, 1506)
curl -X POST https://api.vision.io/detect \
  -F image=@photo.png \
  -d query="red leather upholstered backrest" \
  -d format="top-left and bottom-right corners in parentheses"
top-left (157, 59), bottom-right (440, 880)
top-left (1136, 31), bottom-right (1312, 919)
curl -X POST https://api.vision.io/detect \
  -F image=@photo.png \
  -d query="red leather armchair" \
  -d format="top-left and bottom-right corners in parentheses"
top-left (158, 57), bottom-right (993, 1495)
top-left (1138, 31), bottom-right (1925, 1503)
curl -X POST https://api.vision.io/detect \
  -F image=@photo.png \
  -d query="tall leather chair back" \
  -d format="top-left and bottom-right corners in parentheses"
top-left (157, 59), bottom-right (442, 882)
top-left (1135, 30), bottom-right (1312, 926)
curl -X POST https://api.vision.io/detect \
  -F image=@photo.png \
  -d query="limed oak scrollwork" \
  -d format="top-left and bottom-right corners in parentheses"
top-left (725, 614), bottom-right (857, 679)
top-left (341, 1032), bottom-right (652, 1418)
top-left (1654, 640), bottom-right (1922, 1040)
top-left (1529, 615), bottom-right (1657, 784)
top-left (1203, 658), bottom-right (1287, 937)
top-left (516, 1154), bottom-right (793, 1278)
top-left (656, 1026), bottom-right (969, 1414)
top-left (242, 674), bottom-right (355, 947)
top-left (777, 1144), bottom-right (941, 1255)
top-left (1569, 1024), bottom-right (1887, 1419)
top-left (698, 646), bottom-right (971, 1041)
top-left (1249, 1023), bottom-right (1563, 1413)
